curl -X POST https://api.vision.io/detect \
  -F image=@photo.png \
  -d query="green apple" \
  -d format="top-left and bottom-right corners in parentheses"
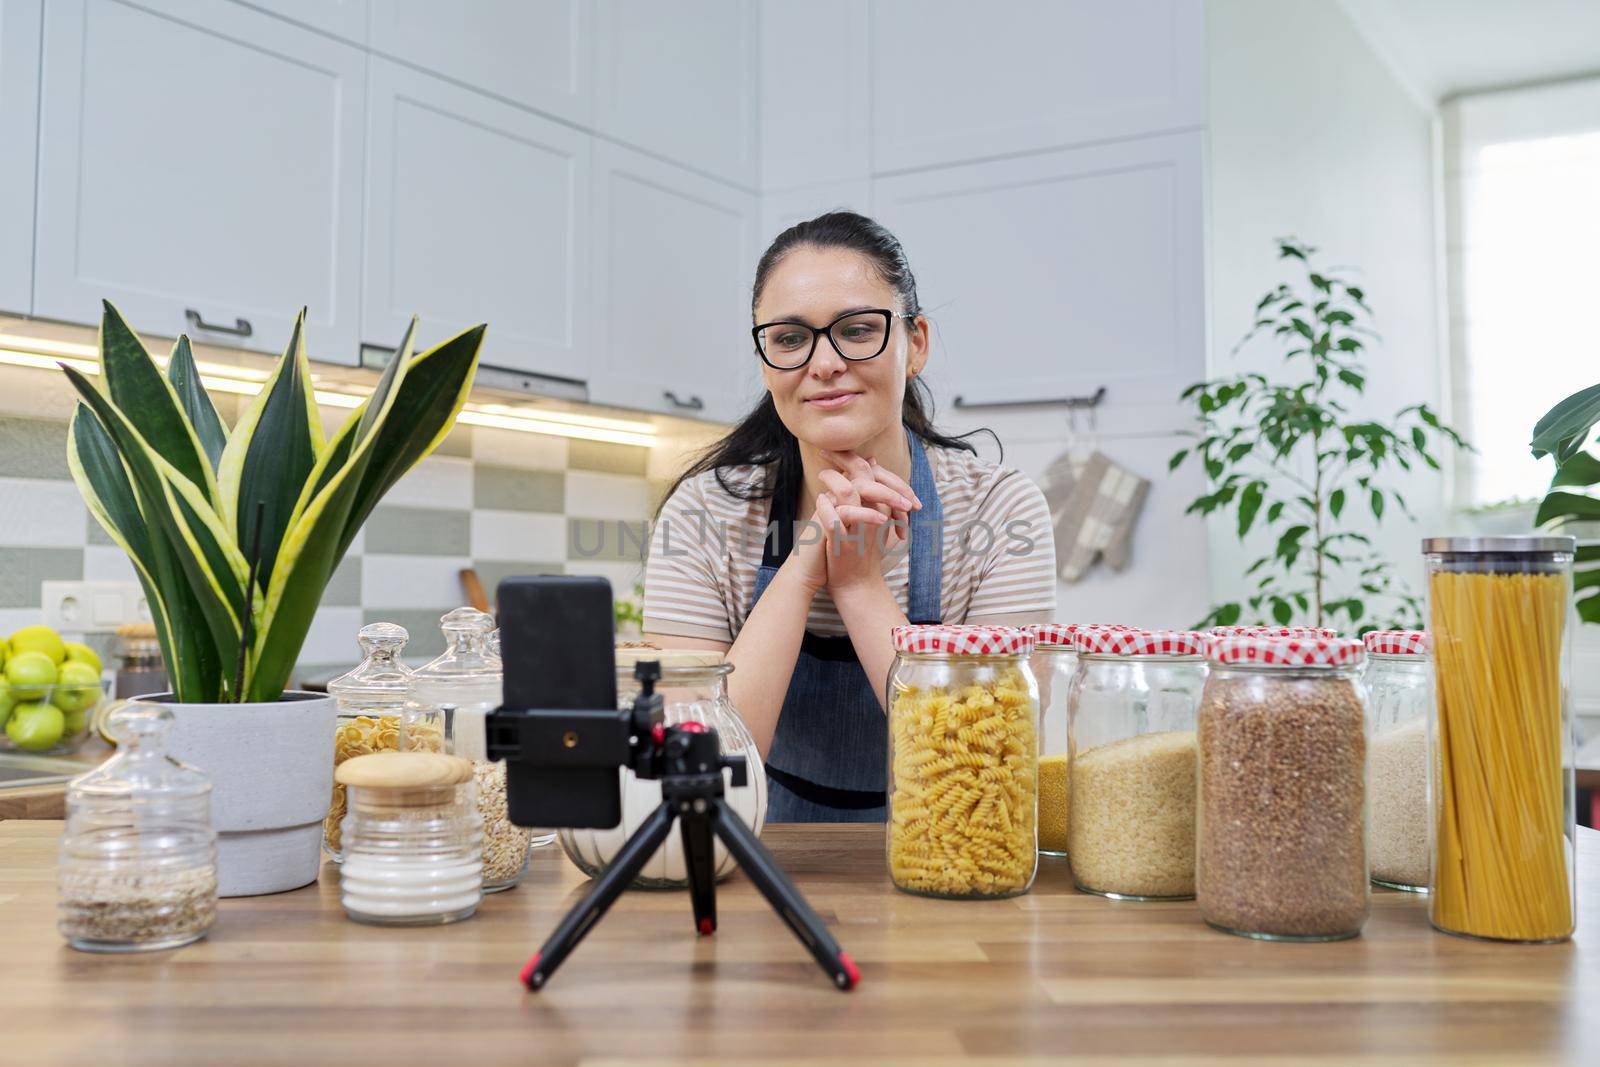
top-left (53, 661), bottom-right (102, 714)
top-left (5, 651), bottom-right (58, 700)
top-left (6, 701), bottom-right (65, 751)
top-left (62, 707), bottom-right (89, 739)
top-left (9, 625), bottom-right (66, 664)
top-left (63, 641), bottom-right (102, 674)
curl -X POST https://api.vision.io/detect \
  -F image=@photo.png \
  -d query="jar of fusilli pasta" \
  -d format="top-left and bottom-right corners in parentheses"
top-left (1069, 628), bottom-right (1206, 900)
top-left (887, 625), bottom-right (1039, 899)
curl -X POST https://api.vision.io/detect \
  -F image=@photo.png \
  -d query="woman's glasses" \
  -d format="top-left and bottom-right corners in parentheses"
top-left (752, 309), bottom-right (909, 370)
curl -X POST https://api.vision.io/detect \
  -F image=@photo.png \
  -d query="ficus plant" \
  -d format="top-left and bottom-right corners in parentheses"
top-left (1170, 239), bottom-right (1469, 631)
top-left (1532, 382), bottom-right (1600, 623)
top-left (64, 302), bottom-right (484, 703)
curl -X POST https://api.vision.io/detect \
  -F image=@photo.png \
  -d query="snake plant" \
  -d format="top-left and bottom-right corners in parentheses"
top-left (63, 302), bottom-right (484, 703)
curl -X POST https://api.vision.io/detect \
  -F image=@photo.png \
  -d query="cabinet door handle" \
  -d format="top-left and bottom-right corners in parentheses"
top-left (185, 308), bottom-right (253, 338)
top-left (663, 390), bottom-right (704, 411)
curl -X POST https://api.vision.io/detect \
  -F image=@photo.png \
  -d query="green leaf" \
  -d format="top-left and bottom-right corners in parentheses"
top-left (1291, 318), bottom-right (1315, 340)
top-left (1271, 598), bottom-right (1293, 624)
top-left (1531, 383), bottom-right (1600, 462)
top-left (165, 336), bottom-right (227, 471)
top-left (217, 310), bottom-right (323, 590)
top-left (1536, 490), bottom-right (1600, 527)
top-left (1330, 488), bottom-right (1346, 518)
top-left (1168, 448), bottom-right (1189, 471)
top-left (97, 302), bottom-right (220, 507)
top-left (1227, 442), bottom-right (1252, 463)
top-left (1553, 450), bottom-right (1600, 488)
top-left (1265, 500), bottom-right (1285, 524)
top-left (1213, 603), bottom-right (1243, 627)
top-left (1370, 487), bottom-right (1385, 520)
top-left (1337, 369), bottom-right (1365, 391)
top-left (1237, 481), bottom-right (1265, 537)
top-left (1322, 309), bottom-right (1354, 325)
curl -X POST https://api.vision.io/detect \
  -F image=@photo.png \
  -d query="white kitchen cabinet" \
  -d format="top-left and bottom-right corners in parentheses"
top-left (34, 0), bottom-right (365, 361)
top-left (594, 0), bottom-right (758, 190)
top-left (369, 0), bottom-right (589, 126)
top-left (758, 181), bottom-right (873, 253)
top-left (758, 0), bottom-right (869, 193)
top-left (590, 142), bottom-right (760, 423)
top-left (874, 131), bottom-right (1206, 423)
top-left (0, 0), bottom-right (41, 315)
top-left (870, 0), bottom-right (1204, 173)
top-left (363, 59), bottom-right (591, 383)
top-left (236, 0), bottom-right (368, 44)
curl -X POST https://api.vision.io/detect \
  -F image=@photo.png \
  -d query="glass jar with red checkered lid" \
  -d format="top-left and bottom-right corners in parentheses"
top-left (1196, 634), bottom-right (1369, 941)
top-left (1027, 623), bottom-right (1130, 858)
top-left (886, 624), bottom-right (1040, 899)
top-left (1067, 627), bottom-right (1207, 900)
top-left (1363, 630), bottom-right (1431, 892)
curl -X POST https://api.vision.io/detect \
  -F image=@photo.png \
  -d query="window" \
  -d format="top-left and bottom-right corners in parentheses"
top-left (1446, 79), bottom-right (1600, 508)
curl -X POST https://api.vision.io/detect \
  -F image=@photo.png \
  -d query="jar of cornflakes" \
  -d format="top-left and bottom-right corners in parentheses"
top-left (887, 624), bottom-right (1039, 899)
top-left (323, 623), bottom-right (444, 861)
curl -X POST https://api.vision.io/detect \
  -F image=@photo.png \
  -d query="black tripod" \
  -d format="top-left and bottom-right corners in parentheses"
top-left (519, 720), bottom-right (859, 992)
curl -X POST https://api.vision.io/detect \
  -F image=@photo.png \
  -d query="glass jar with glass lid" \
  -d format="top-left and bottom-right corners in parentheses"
top-left (1363, 630), bottom-right (1431, 892)
top-left (58, 703), bottom-right (217, 952)
top-left (560, 646), bottom-right (768, 887)
top-left (1068, 628), bottom-right (1206, 900)
top-left (886, 624), bottom-right (1039, 899)
top-left (1196, 634), bottom-right (1369, 941)
top-left (1424, 535), bottom-right (1576, 943)
top-left (418, 607), bottom-right (537, 892)
top-left (324, 623), bottom-right (443, 861)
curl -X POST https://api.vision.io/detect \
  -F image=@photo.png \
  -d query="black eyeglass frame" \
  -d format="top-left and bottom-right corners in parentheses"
top-left (751, 309), bottom-right (913, 370)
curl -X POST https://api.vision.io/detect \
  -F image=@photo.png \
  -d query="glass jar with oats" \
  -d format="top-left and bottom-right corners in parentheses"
top-left (323, 623), bottom-right (444, 861)
top-left (887, 625), bottom-right (1039, 899)
top-left (1197, 634), bottom-right (1369, 941)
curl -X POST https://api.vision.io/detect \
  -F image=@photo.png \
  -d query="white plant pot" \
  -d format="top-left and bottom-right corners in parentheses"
top-left (155, 691), bottom-right (337, 897)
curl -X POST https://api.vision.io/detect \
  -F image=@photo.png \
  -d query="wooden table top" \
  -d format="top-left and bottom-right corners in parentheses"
top-left (3, 820), bottom-right (1597, 1066)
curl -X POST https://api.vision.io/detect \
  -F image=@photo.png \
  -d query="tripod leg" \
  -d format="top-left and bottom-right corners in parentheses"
top-left (710, 799), bottom-right (859, 991)
top-left (679, 803), bottom-right (719, 936)
top-left (520, 802), bottom-right (677, 991)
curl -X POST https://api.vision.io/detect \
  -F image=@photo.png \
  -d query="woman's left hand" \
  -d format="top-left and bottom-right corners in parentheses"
top-left (816, 450), bottom-right (918, 594)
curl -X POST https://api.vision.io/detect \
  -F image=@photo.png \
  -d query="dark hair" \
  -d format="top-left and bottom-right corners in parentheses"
top-left (658, 211), bottom-right (993, 513)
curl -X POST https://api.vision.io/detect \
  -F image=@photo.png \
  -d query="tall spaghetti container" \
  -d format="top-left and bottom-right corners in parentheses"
top-left (1424, 535), bottom-right (1576, 943)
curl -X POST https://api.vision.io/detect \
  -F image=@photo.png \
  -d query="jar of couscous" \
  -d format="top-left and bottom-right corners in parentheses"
top-left (886, 625), bottom-right (1039, 899)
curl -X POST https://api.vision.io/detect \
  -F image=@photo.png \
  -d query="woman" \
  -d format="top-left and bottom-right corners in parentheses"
top-left (643, 212), bottom-right (1057, 822)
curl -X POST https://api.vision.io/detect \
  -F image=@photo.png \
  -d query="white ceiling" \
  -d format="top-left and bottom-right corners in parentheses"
top-left (1339, 0), bottom-right (1600, 103)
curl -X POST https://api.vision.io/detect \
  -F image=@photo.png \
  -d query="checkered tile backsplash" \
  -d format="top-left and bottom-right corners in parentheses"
top-left (0, 413), bottom-right (663, 682)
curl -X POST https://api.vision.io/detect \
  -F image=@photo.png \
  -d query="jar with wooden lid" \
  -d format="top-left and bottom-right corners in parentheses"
top-left (1362, 629), bottom-right (1431, 892)
top-left (558, 646), bottom-right (767, 888)
top-left (1068, 627), bottom-right (1206, 900)
top-left (335, 752), bottom-right (483, 926)
top-left (887, 624), bottom-right (1039, 899)
top-left (58, 703), bottom-right (217, 952)
top-left (1197, 635), bottom-right (1368, 941)
top-left (323, 623), bottom-right (443, 861)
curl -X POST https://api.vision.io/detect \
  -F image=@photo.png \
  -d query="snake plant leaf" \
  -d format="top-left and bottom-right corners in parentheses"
top-left (66, 401), bottom-right (225, 702)
top-left (97, 302), bottom-right (219, 507)
top-left (216, 309), bottom-right (323, 588)
top-left (304, 319), bottom-right (416, 509)
top-left (61, 364), bottom-right (245, 688)
top-left (166, 336), bottom-right (227, 471)
top-left (335, 324), bottom-right (484, 558)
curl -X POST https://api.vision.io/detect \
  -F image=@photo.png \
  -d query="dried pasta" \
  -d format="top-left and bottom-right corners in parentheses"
top-left (323, 714), bottom-right (445, 853)
top-left (888, 668), bottom-right (1038, 896)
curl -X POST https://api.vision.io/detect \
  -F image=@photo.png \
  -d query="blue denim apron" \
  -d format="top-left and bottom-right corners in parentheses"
top-left (749, 432), bottom-right (943, 823)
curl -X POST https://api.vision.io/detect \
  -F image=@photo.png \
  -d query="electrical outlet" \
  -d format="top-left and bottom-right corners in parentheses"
top-left (40, 581), bottom-right (149, 634)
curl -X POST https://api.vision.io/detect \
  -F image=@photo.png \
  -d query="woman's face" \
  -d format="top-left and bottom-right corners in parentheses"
top-left (753, 246), bottom-right (929, 453)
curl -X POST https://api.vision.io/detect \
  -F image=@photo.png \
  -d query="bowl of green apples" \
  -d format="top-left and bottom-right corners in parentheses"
top-left (0, 626), bottom-right (108, 755)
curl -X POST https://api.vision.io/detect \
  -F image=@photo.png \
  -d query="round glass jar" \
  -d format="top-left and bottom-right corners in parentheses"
top-left (559, 647), bottom-right (768, 888)
top-left (1363, 630), bottom-right (1431, 892)
top-left (336, 752), bottom-right (483, 926)
top-left (1068, 628), bottom-right (1206, 900)
top-left (1425, 535), bottom-right (1575, 943)
top-left (886, 625), bottom-right (1039, 900)
top-left (58, 704), bottom-right (217, 953)
top-left (421, 607), bottom-right (538, 893)
top-left (1196, 635), bottom-right (1369, 941)
top-left (324, 623), bottom-right (444, 861)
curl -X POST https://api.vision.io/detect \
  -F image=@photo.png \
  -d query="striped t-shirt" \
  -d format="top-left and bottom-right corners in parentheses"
top-left (643, 444), bottom-right (1057, 642)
